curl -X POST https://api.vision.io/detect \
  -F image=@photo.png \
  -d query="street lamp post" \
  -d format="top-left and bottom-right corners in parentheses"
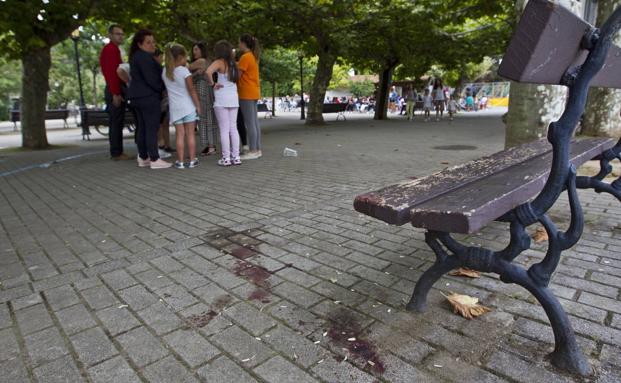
top-left (71, 29), bottom-right (89, 140)
top-left (299, 53), bottom-right (305, 120)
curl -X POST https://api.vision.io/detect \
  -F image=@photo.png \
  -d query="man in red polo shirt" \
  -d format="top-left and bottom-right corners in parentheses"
top-left (100, 24), bottom-right (129, 160)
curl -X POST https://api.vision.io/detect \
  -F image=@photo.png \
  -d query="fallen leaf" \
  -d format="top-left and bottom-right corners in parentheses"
top-left (449, 268), bottom-right (481, 278)
top-left (532, 227), bottom-right (548, 243)
top-left (442, 292), bottom-right (491, 319)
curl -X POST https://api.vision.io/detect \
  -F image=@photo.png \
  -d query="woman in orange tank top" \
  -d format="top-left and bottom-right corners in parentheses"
top-left (237, 33), bottom-right (262, 160)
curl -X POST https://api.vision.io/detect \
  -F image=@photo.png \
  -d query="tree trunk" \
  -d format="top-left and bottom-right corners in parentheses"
top-left (306, 49), bottom-right (336, 125)
top-left (21, 47), bottom-right (51, 149)
top-left (374, 65), bottom-right (395, 120)
top-left (91, 68), bottom-right (98, 106)
top-left (582, 0), bottom-right (621, 137)
top-left (505, 0), bottom-right (583, 148)
top-left (272, 81), bottom-right (276, 117)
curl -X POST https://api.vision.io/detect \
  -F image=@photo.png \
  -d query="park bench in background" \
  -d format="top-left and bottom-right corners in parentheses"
top-left (354, 0), bottom-right (621, 377)
top-left (322, 103), bottom-right (347, 121)
top-left (10, 109), bottom-right (70, 130)
top-left (257, 103), bottom-right (273, 119)
top-left (81, 108), bottom-right (135, 140)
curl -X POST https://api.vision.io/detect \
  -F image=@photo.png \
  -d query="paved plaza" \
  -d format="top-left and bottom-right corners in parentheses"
top-left (0, 110), bottom-right (619, 383)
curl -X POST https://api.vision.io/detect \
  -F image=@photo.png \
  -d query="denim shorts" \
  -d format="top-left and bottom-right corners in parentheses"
top-left (173, 111), bottom-right (198, 126)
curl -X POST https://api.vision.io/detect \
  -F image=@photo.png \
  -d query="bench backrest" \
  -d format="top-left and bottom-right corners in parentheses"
top-left (322, 103), bottom-right (347, 113)
top-left (499, 0), bottom-right (621, 88)
top-left (10, 109), bottom-right (68, 122)
top-left (257, 103), bottom-right (270, 112)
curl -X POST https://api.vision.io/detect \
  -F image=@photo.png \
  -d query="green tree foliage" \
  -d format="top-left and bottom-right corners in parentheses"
top-left (349, 80), bottom-right (375, 97)
top-left (0, 58), bottom-right (21, 121)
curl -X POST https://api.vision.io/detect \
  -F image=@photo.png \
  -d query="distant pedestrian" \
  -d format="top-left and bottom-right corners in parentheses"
top-left (100, 24), bottom-right (129, 160)
top-left (189, 41), bottom-right (218, 157)
top-left (448, 96), bottom-right (459, 121)
top-left (128, 29), bottom-right (171, 169)
top-left (423, 89), bottom-right (433, 121)
top-left (432, 78), bottom-right (445, 121)
top-left (237, 33), bottom-right (262, 160)
top-left (405, 86), bottom-right (417, 120)
top-left (163, 43), bottom-right (201, 169)
top-left (207, 40), bottom-right (242, 166)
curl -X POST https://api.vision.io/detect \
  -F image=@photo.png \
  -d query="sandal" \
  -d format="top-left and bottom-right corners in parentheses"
top-left (200, 146), bottom-right (217, 156)
top-left (217, 157), bottom-right (231, 166)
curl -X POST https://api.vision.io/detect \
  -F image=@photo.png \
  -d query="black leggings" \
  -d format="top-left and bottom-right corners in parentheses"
top-left (131, 96), bottom-right (161, 161)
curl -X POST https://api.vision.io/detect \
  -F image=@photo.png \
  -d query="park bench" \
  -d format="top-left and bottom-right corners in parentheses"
top-left (354, 0), bottom-right (621, 377)
top-left (10, 109), bottom-right (70, 130)
top-left (257, 103), bottom-right (273, 119)
top-left (81, 108), bottom-right (135, 140)
top-left (322, 103), bottom-right (347, 121)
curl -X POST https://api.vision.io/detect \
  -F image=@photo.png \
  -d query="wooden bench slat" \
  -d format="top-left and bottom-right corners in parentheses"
top-left (354, 138), bottom-right (554, 225)
top-left (410, 137), bottom-right (615, 234)
top-left (498, 0), bottom-right (621, 88)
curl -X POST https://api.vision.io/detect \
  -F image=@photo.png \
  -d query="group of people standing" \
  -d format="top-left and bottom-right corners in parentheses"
top-left (99, 24), bottom-right (262, 169)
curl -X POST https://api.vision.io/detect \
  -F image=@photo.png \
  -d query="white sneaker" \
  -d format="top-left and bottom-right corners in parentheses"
top-left (137, 157), bottom-right (150, 168)
top-left (241, 145), bottom-right (250, 155)
top-left (240, 151), bottom-right (260, 160)
top-left (158, 149), bottom-right (171, 159)
top-left (150, 159), bottom-right (172, 169)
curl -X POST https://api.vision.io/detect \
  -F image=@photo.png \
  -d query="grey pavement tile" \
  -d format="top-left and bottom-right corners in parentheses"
top-left (168, 268), bottom-right (209, 290)
top-left (150, 255), bottom-right (185, 273)
top-left (95, 306), bottom-right (140, 337)
top-left (80, 285), bottom-right (120, 310)
top-left (15, 303), bottom-right (53, 336)
top-left (0, 328), bottom-right (20, 362)
top-left (44, 285), bottom-right (80, 311)
top-left (0, 284), bottom-right (33, 304)
top-left (254, 355), bottom-right (319, 383)
top-left (0, 357), bottom-right (30, 383)
top-left (118, 285), bottom-right (158, 311)
top-left (163, 329), bottom-right (220, 367)
top-left (142, 355), bottom-right (199, 383)
top-left (263, 325), bottom-right (329, 368)
top-left (33, 355), bottom-right (84, 383)
top-left (136, 301), bottom-right (183, 335)
top-left (487, 351), bottom-right (571, 383)
top-left (116, 326), bottom-right (168, 367)
top-left (55, 304), bottom-right (97, 335)
top-left (211, 325), bottom-right (275, 368)
top-left (24, 327), bottom-right (68, 366)
top-left (311, 357), bottom-right (376, 383)
top-left (134, 268), bottom-right (175, 291)
top-left (11, 293), bottom-right (43, 311)
top-left (272, 282), bottom-right (323, 309)
top-left (70, 327), bottom-right (117, 366)
top-left (0, 304), bottom-right (10, 329)
top-left (88, 355), bottom-right (141, 383)
top-left (100, 269), bottom-right (137, 290)
top-left (426, 352), bottom-right (508, 382)
top-left (196, 355), bottom-right (259, 383)
top-left (600, 344), bottom-right (621, 367)
top-left (155, 284), bottom-right (198, 311)
top-left (224, 302), bottom-right (277, 336)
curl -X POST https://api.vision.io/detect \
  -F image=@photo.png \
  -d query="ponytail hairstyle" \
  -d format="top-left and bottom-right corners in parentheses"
top-left (213, 40), bottom-right (239, 82)
top-left (164, 43), bottom-right (187, 81)
top-left (239, 33), bottom-right (260, 61)
top-left (129, 29), bottom-right (154, 62)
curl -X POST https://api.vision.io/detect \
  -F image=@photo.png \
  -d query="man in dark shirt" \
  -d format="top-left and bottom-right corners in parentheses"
top-left (99, 24), bottom-right (128, 160)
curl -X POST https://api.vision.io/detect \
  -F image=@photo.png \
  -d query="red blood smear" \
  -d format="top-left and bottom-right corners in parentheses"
top-left (248, 288), bottom-right (271, 303)
top-left (231, 246), bottom-right (257, 259)
top-left (326, 309), bottom-right (385, 375)
top-left (233, 261), bottom-right (272, 302)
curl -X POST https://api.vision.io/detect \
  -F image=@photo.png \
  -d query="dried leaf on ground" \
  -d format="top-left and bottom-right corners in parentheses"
top-left (442, 292), bottom-right (491, 319)
top-left (448, 268), bottom-right (481, 278)
top-left (532, 227), bottom-right (549, 243)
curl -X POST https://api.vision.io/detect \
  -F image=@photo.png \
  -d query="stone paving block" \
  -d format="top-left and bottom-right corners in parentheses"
top-left (32, 271), bottom-right (84, 292)
top-left (0, 328), bottom-right (20, 362)
top-left (0, 284), bottom-right (33, 303)
top-left (0, 357), bottom-right (30, 383)
top-left (168, 268), bottom-right (209, 290)
top-left (24, 327), bottom-right (68, 366)
top-left (73, 276), bottom-right (102, 291)
top-left (263, 325), bottom-right (329, 368)
top-left (55, 304), bottom-right (97, 335)
top-left (310, 265), bottom-right (360, 288)
top-left (276, 267), bottom-right (321, 287)
top-left (136, 301), bottom-right (183, 335)
top-left (348, 264), bottom-right (399, 287)
top-left (364, 322), bottom-right (434, 365)
top-left (116, 326), bottom-right (168, 367)
top-left (487, 350), bottom-right (570, 383)
top-left (197, 355), bottom-right (259, 383)
top-left (100, 269), bottom-right (137, 290)
top-left (118, 284), bottom-right (158, 311)
top-left (254, 355), bottom-right (319, 383)
top-left (15, 303), bottom-right (53, 336)
top-left (211, 325), bottom-right (275, 368)
top-left (70, 327), bottom-right (117, 366)
top-left (143, 355), bottom-right (199, 383)
top-left (80, 285), bottom-right (120, 310)
top-left (600, 344), bottom-right (621, 367)
top-left (612, 313), bottom-right (621, 329)
top-left (0, 304), bottom-right (10, 329)
top-left (311, 357), bottom-right (376, 383)
top-left (44, 285), bottom-right (80, 311)
top-left (426, 351), bottom-right (508, 383)
top-left (12, 293), bottom-right (43, 311)
top-left (272, 282), bottom-right (323, 309)
top-left (163, 328), bottom-right (220, 367)
top-left (135, 268), bottom-right (175, 291)
top-left (88, 355), bottom-right (141, 383)
top-left (150, 255), bottom-right (185, 273)
top-left (224, 302), bottom-right (277, 336)
top-left (155, 284), bottom-right (198, 311)
top-left (578, 291), bottom-right (621, 314)
top-left (269, 303), bottom-right (324, 336)
top-left (95, 306), bottom-right (140, 336)
top-left (33, 355), bottom-right (84, 383)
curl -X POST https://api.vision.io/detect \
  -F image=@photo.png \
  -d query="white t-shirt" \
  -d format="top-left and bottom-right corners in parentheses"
top-left (162, 66), bottom-right (196, 123)
top-left (213, 71), bottom-right (239, 108)
top-left (424, 95), bottom-right (433, 108)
